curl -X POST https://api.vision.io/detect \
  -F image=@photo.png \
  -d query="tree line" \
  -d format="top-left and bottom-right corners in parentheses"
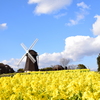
top-left (0, 53), bottom-right (100, 74)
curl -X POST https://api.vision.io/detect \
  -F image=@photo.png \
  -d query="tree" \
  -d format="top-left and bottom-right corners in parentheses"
top-left (39, 67), bottom-right (53, 71)
top-left (77, 64), bottom-right (87, 69)
top-left (52, 65), bottom-right (64, 70)
top-left (60, 58), bottom-right (70, 69)
top-left (17, 68), bottom-right (24, 73)
top-left (0, 63), bottom-right (15, 74)
top-left (97, 53), bottom-right (100, 71)
top-left (67, 64), bottom-right (77, 70)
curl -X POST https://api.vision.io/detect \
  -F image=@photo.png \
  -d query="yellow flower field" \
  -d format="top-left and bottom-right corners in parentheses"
top-left (0, 69), bottom-right (100, 100)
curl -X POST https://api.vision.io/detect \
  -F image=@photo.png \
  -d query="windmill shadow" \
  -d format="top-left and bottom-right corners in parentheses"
top-left (18, 39), bottom-right (39, 72)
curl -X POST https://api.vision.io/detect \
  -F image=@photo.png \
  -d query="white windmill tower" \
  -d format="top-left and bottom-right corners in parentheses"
top-left (17, 38), bottom-right (39, 71)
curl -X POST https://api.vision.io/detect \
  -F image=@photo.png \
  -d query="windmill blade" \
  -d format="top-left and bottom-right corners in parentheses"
top-left (28, 52), bottom-right (36, 63)
top-left (21, 43), bottom-right (27, 52)
top-left (17, 53), bottom-right (26, 66)
top-left (29, 38), bottom-right (38, 50)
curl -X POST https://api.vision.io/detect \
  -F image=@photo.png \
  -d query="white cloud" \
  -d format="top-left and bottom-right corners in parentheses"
top-left (39, 52), bottom-right (63, 68)
top-left (28, 0), bottom-right (72, 15)
top-left (28, 0), bottom-right (41, 4)
top-left (39, 35), bottom-right (100, 68)
top-left (66, 2), bottom-right (89, 26)
top-left (67, 19), bottom-right (78, 26)
top-left (92, 15), bottom-right (100, 35)
top-left (91, 68), bottom-right (97, 71)
top-left (77, 2), bottom-right (89, 9)
top-left (54, 12), bottom-right (67, 19)
top-left (1, 58), bottom-right (26, 71)
top-left (64, 36), bottom-right (100, 60)
top-left (0, 23), bottom-right (7, 30)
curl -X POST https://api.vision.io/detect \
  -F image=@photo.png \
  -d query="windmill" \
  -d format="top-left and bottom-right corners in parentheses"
top-left (17, 39), bottom-right (39, 71)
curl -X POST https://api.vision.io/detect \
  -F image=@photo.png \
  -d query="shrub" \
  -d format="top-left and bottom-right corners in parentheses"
top-left (39, 67), bottom-right (53, 71)
top-left (77, 64), bottom-right (87, 69)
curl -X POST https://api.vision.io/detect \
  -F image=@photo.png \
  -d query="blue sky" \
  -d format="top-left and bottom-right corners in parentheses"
top-left (0, 0), bottom-right (100, 71)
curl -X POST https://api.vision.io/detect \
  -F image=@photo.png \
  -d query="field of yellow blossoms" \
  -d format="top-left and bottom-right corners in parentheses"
top-left (0, 69), bottom-right (100, 100)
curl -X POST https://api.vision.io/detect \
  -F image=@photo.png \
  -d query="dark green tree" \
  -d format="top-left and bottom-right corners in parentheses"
top-left (0, 63), bottom-right (15, 74)
top-left (77, 64), bottom-right (87, 69)
top-left (39, 67), bottom-right (53, 71)
top-left (17, 68), bottom-right (24, 73)
top-left (97, 53), bottom-right (100, 71)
